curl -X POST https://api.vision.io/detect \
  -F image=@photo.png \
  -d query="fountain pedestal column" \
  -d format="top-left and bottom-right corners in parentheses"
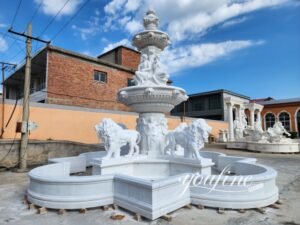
top-left (118, 85), bottom-right (188, 157)
top-left (137, 113), bottom-right (167, 157)
top-left (227, 102), bottom-right (235, 141)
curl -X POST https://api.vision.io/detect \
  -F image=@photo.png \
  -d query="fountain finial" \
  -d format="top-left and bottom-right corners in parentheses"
top-left (143, 10), bottom-right (159, 30)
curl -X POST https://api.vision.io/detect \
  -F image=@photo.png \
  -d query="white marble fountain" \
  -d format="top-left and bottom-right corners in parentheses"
top-left (225, 98), bottom-right (299, 153)
top-left (27, 10), bottom-right (279, 220)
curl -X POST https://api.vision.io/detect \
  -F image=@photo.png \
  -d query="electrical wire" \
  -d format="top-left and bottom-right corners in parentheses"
top-left (51, 0), bottom-right (91, 41)
top-left (38, 0), bottom-right (72, 37)
top-left (28, 0), bottom-right (43, 25)
top-left (0, 93), bottom-right (21, 164)
top-left (10, 0), bottom-right (23, 29)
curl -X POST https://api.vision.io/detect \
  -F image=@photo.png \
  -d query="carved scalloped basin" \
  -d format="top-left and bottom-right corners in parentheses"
top-left (27, 151), bottom-right (278, 220)
top-left (117, 85), bottom-right (188, 113)
top-left (227, 141), bottom-right (300, 153)
top-left (133, 30), bottom-right (170, 51)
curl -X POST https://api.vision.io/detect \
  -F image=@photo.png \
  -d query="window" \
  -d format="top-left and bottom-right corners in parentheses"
top-left (279, 112), bottom-right (290, 131)
top-left (265, 113), bottom-right (275, 129)
top-left (175, 102), bottom-right (185, 113)
top-left (94, 71), bottom-right (107, 83)
top-left (127, 79), bottom-right (135, 86)
top-left (192, 101), bottom-right (205, 111)
top-left (208, 94), bottom-right (221, 110)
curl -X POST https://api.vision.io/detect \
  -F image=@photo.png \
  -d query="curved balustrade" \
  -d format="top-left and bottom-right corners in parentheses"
top-left (27, 151), bottom-right (278, 217)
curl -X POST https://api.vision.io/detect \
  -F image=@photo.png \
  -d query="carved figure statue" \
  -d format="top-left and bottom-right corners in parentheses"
top-left (95, 118), bottom-right (141, 159)
top-left (164, 119), bottom-right (212, 160)
top-left (233, 117), bottom-right (244, 141)
top-left (152, 55), bottom-right (169, 84)
top-left (233, 109), bottom-right (248, 141)
top-left (240, 110), bottom-right (248, 128)
top-left (267, 121), bottom-right (291, 143)
top-left (136, 115), bottom-right (168, 155)
top-left (244, 117), bottom-right (267, 142)
top-left (245, 119), bottom-right (291, 143)
top-left (134, 53), bottom-right (152, 85)
top-left (133, 50), bottom-right (169, 86)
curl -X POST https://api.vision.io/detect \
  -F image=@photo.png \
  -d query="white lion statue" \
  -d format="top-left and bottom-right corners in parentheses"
top-left (95, 118), bottom-right (141, 159)
top-left (164, 119), bottom-right (212, 160)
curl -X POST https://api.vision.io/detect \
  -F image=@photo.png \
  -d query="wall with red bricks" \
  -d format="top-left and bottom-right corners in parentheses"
top-left (47, 51), bottom-right (134, 111)
top-left (120, 48), bottom-right (140, 70)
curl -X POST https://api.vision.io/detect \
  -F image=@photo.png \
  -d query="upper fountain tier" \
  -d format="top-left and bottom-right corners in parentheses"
top-left (132, 10), bottom-right (170, 52)
top-left (118, 10), bottom-right (188, 113)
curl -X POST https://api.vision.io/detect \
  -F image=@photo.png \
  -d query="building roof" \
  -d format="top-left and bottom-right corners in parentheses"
top-left (97, 45), bottom-right (140, 59)
top-left (188, 89), bottom-right (250, 100)
top-left (260, 98), bottom-right (300, 105)
top-left (3, 45), bottom-right (137, 84)
top-left (47, 45), bottom-right (136, 73)
top-left (250, 97), bottom-right (274, 103)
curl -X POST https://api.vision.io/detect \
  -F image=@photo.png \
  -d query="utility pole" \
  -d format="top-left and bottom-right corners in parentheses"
top-left (18, 23), bottom-right (32, 171)
top-left (0, 61), bottom-right (17, 138)
top-left (8, 24), bottom-right (50, 172)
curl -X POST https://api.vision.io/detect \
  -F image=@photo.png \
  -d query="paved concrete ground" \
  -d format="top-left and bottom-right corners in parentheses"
top-left (0, 145), bottom-right (300, 225)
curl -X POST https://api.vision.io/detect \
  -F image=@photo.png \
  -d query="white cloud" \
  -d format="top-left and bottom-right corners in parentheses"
top-left (119, 16), bottom-right (131, 26)
top-left (34, 0), bottom-right (83, 16)
top-left (221, 17), bottom-right (248, 28)
top-left (104, 0), bottom-right (127, 15)
top-left (101, 38), bottom-right (132, 53)
top-left (124, 0), bottom-right (140, 13)
top-left (81, 50), bottom-right (93, 56)
top-left (72, 12), bottom-right (99, 40)
top-left (125, 19), bottom-right (143, 34)
top-left (95, 9), bottom-right (100, 16)
top-left (166, 0), bottom-right (289, 41)
top-left (161, 40), bottom-right (264, 74)
top-left (0, 23), bottom-right (6, 28)
top-left (103, 0), bottom-right (290, 42)
top-left (0, 37), bottom-right (8, 52)
top-left (100, 0), bottom-right (287, 75)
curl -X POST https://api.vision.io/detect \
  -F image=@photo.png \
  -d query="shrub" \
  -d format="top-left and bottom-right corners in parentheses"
top-left (289, 131), bottom-right (298, 139)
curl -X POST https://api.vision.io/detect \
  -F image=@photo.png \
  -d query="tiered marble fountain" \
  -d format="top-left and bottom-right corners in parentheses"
top-left (27, 10), bottom-right (279, 220)
top-left (224, 99), bottom-right (299, 153)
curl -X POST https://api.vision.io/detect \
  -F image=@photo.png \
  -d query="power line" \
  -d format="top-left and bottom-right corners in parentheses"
top-left (10, 0), bottom-right (23, 29)
top-left (8, 47), bottom-right (26, 62)
top-left (51, 0), bottom-right (91, 41)
top-left (39, 0), bottom-right (72, 37)
top-left (28, 0), bottom-right (43, 25)
top-left (0, 0), bottom-right (23, 55)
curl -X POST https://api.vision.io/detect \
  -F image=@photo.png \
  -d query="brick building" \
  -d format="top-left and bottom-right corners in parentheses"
top-left (3, 45), bottom-right (141, 111)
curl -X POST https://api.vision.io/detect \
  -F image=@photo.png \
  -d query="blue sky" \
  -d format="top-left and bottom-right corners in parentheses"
top-left (0, 0), bottom-right (299, 99)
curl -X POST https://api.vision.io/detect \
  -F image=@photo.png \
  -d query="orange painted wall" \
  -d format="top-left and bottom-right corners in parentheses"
top-left (261, 105), bottom-right (300, 132)
top-left (0, 102), bottom-right (228, 144)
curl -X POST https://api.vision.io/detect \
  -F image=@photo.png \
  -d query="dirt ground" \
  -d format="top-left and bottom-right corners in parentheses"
top-left (0, 145), bottom-right (299, 225)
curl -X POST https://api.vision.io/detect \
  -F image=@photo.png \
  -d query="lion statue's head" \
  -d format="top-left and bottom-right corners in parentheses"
top-left (190, 119), bottom-right (212, 144)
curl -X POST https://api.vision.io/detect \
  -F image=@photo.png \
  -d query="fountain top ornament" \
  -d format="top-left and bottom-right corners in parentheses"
top-left (133, 10), bottom-right (170, 52)
top-left (118, 10), bottom-right (188, 113)
top-left (130, 10), bottom-right (171, 86)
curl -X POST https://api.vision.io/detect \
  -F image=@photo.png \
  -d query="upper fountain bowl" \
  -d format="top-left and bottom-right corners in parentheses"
top-left (118, 85), bottom-right (188, 113)
top-left (132, 10), bottom-right (170, 51)
top-left (133, 30), bottom-right (170, 51)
